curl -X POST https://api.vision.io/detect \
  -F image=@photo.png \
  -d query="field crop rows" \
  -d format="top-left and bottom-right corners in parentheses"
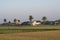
top-left (0, 25), bottom-right (60, 34)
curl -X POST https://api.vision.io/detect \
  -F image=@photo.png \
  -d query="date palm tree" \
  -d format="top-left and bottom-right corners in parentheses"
top-left (14, 19), bottom-right (17, 23)
top-left (42, 16), bottom-right (47, 24)
top-left (42, 16), bottom-right (47, 21)
top-left (4, 18), bottom-right (7, 23)
top-left (29, 15), bottom-right (33, 22)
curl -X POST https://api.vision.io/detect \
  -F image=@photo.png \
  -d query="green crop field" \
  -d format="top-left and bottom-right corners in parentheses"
top-left (0, 25), bottom-right (60, 34)
top-left (0, 25), bottom-right (60, 40)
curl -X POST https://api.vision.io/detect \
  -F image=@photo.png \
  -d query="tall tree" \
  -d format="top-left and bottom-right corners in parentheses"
top-left (14, 19), bottom-right (17, 23)
top-left (8, 21), bottom-right (11, 23)
top-left (42, 16), bottom-right (47, 22)
top-left (29, 15), bottom-right (33, 22)
top-left (4, 18), bottom-right (7, 23)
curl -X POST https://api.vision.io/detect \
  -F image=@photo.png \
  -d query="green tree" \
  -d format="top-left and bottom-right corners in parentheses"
top-left (8, 21), bottom-right (11, 23)
top-left (14, 19), bottom-right (17, 23)
top-left (4, 18), bottom-right (7, 23)
top-left (29, 15), bottom-right (33, 22)
top-left (42, 16), bottom-right (47, 22)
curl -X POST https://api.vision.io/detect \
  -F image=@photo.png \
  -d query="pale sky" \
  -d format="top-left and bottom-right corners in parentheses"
top-left (0, 0), bottom-right (60, 23)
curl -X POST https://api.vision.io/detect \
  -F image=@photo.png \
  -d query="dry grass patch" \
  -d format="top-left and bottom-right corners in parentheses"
top-left (0, 30), bottom-right (60, 40)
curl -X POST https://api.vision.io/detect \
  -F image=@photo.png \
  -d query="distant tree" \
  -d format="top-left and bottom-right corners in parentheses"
top-left (42, 16), bottom-right (47, 22)
top-left (29, 15), bottom-right (33, 22)
top-left (4, 18), bottom-right (7, 23)
top-left (14, 19), bottom-right (17, 23)
top-left (8, 21), bottom-right (11, 23)
top-left (42, 16), bottom-right (47, 24)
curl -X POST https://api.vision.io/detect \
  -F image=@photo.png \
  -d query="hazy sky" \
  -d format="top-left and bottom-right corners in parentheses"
top-left (0, 0), bottom-right (60, 23)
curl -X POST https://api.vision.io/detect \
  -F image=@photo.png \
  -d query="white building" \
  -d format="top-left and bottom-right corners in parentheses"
top-left (32, 21), bottom-right (41, 26)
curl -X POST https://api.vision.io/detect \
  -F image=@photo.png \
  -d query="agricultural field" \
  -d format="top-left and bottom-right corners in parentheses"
top-left (0, 30), bottom-right (60, 40)
top-left (0, 25), bottom-right (60, 33)
top-left (0, 25), bottom-right (60, 40)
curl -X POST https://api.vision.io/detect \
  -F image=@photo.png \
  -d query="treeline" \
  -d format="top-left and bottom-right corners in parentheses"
top-left (0, 15), bottom-right (60, 26)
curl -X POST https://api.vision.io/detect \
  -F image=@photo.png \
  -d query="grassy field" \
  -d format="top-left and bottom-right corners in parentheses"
top-left (0, 31), bottom-right (60, 40)
top-left (0, 25), bottom-right (60, 40)
top-left (0, 25), bottom-right (60, 33)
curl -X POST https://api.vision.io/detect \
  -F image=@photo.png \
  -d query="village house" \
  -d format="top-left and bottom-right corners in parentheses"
top-left (32, 20), bottom-right (41, 26)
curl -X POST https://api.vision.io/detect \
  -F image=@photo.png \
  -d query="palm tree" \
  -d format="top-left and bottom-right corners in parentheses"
top-left (42, 16), bottom-right (47, 24)
top-left (42, 16), bottom-right (47, 21)
top-left (14, 19), bottom-right (17, 23)
top-left (29, 15), bottom-right (33, 22)
top-left (8, 21), bottom-right (11, 23)
top-left (4, 18), bottom-right (7, 23)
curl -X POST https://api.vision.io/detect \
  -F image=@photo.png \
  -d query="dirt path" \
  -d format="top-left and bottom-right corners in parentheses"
top-left (0, 30), bottom-right (60, 40)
